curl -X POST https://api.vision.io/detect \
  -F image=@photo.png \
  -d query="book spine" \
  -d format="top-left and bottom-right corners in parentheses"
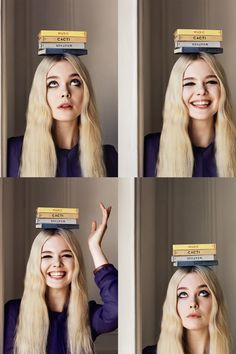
top-left (175, 41), bottom-right (221, 48)
top-left (38, 42), bottom-right (86, 49)
top-left (171, 255), bottom-right (216, 262)
top-left (173, 244), bottom-right (216, 251)
top-left (39, 30), bottom-right (87, 37)
top-left (174, 35), bottom-right (223, 41)
top-left (173, 260), bottom-right (218, 267)
top-left (36, 212), bottom-right (78, 218)
top-left (38, 49), bottom-right (87, 56)
top-left (174, 47), bottom-right (223, 54)
top-left (36, 223), bottom-right (79, 229)
top-left (38, 36), bottom-right (87, 43)
top-left (174, 29), bottom-right (222, 36)
top-left (173, 249), bottom-right (217, 256)
top-left (36, 218), bottom-right (78, 224)
top-left (36, 207), bottom-right (78, 213)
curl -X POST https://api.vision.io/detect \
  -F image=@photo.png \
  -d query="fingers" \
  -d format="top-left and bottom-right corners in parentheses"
top-left (91, 220), bottom-right (97, 233)
top-left (99, 202), bottom-right (112, 224)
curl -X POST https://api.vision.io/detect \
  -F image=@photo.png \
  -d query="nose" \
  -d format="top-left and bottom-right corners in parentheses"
top-left (190, 299), bottom-right (199, 310)
top-left (196, 82), bottom-right (207, 95)
top-left (61, 84), bottom-right (71, 98)
top-left (53, 256), bottom-right (62, 267)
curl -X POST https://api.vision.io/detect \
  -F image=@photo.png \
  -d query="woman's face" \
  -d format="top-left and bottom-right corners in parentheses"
top-left (177, 272), bottom-right (212, 331)
top-left (182, 59), bottom-right (220, 121)
top-left (46, 60), bottom-right (84, 122)
top-left (41, 235), bottom-right (75, 290)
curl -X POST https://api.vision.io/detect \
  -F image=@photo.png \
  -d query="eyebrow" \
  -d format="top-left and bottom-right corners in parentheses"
top-left (41, 249), bottom-right (72, 254)
top-left (183, 75), bottom-right (218, 81)
top-left (46, 73), bottom-right (80, 80)
top-left (177, 284), bottom-right (208, 291)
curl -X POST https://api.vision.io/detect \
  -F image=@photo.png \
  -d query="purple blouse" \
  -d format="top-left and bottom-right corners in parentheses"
top-left (4, 264), bottom-right (118, 354)
top-left (143, 345), bottom-right (156, 354)
top-left (7, 136), bottom-right (118, 177)
top-left (144, 132), bottom-right (217, 177)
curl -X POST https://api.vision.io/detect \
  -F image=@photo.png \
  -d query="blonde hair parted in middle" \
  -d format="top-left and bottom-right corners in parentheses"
top-left (156, 266), bottom-right (231, 354)
top-left (20, 54), bottom-right (106, 177)
top-left (157, 53), bottom-right (236, 177)
top-left (14, 229), bottom-right (94, 354)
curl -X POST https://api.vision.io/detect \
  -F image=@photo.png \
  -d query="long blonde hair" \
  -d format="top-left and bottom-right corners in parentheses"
top-left (157, 53), bottom-right (236, 177)
top-left (14, 229), bottom-right (94, 354)
top-left (156, 266), bottom-right (231, 354)
top-left (20, 54), bottom-right (106, 177)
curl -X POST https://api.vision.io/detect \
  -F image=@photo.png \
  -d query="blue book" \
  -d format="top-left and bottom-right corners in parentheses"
top-left (173, 260), bottom-right (218, 267)
top-left (174, 47), bottom-right (223, 54)
top-left (38, 48), bottom-right (88, 56)
top-left (36, 223), bottom-right (79, 229)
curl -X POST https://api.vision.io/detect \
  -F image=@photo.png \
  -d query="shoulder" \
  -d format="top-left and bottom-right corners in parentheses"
top-left (8, 136), bottom-right (24, 150)
top-left (103, 144), bottom-right (118, 177)
top-left (144, 132), bottom-right (161, 147)
top-left (142, 345), bottom-right (157, 354)
top-left (5, 299), bottom-right (21, 316)
top-left (7, 136), bottom-right (24, 177)
top-left (144, 132), bottom-right (161, 177)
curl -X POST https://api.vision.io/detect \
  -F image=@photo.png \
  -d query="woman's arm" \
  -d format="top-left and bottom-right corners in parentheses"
top-left (88, 202), bottom-right (111, 269)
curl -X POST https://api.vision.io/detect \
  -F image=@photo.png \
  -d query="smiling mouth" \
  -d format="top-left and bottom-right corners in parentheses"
top-left (48, 271), bottom-right (66, 279)
top-left (191, 100), bottom-right (211, 108)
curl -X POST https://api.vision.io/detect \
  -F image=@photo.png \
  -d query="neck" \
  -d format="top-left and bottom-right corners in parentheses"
top-left (52, 120), bottom-right (79, 149)
top-left (189, 117), bottom-right (215, 148)
top-left (185, 329), bottom-right (210, 354)
top-left (46, 287), bottom-right (70, 312)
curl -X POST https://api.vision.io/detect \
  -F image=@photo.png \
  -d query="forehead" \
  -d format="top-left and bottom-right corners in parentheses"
top-left (42, 235), bottom-right (71, 252)
top-left (183, 59), bottom-right (215, 78)
top-left (178, 272), bottom-right (207, 289)
top-left (47, 59), bottom-right (78, 78)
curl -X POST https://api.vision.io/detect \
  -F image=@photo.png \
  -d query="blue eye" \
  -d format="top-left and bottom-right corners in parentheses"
top-left (199, 290), bottom-right (210, 297)
top-left (47, 80), bottom-right (58, 88)
top-left (178, 291), bottom-right (188, 298)
top-left (71, 78), bottom-right (82, 87)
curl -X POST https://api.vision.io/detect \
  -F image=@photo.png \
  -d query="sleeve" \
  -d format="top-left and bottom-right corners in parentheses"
top-left (7, 137), bottom-right (23, 177)
top-left (4, 300), bottom-right (20, 354)
top-left (103, 145), bottom-right (118, 177)
top-left (142, 345), bottom-right (157, 354)
top-left (144, 133), bottom-right (160, 177)
top-left (89, 264), bottom-right (118, 340)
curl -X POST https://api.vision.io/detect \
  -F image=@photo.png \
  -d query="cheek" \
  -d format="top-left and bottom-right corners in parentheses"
top-left (177, 300), bottom-right (187, 319)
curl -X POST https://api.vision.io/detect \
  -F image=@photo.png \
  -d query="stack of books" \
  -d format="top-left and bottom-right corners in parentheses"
top-left (38, 30), bottom-right (87, 56)
top-left (36, 207), bottom-right (79, 229)
top-left (172, 243), bottom-right (218, 267)
top-left (174, 29), bottom-right (223, 54)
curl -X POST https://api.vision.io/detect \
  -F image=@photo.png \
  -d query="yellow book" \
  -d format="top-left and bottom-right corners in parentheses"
top-left (173, 249), bottom-right (217, 256)
top-left (38, 36), bottom-right (87, 43)
top-left (36, 212), bottom-right (79, 219)
top-left (36, 207), bottom-right (78, 213)
top-left (38, 30), bottom-right (87, 38)
top-left (174, 34), bottom-right (222, 42)
top-left (173, 243), bottom-right (216, 251)
top-left (174, 29), bottom-right (222, 36)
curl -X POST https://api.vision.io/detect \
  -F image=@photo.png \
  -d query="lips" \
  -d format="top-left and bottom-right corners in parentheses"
top-left (187, 313), bottom-right (201, 319)
top-left (191, 100), bottom-right (211, 108)
top-left (58, 103), bottom-right (72, 109)
top-left (48, 271), bottom-right (66, 279)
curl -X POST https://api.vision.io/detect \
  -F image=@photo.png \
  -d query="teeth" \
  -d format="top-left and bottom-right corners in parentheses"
top-left (192, 100), bottom-right (210, 107)
top-left (49, 272), bottom-right (65, 277)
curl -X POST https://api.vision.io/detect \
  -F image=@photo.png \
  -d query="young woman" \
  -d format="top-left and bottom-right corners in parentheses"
top-left (144, 53), bottom-right (236, 177)
top-left (4, 203), bottom-right (118, 354)
top-left (7, 55), bottom-right (117, 177)
top-left (143, 266), bottom-right (231, 354)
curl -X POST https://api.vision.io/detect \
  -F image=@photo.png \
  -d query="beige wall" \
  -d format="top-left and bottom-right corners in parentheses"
top-left (140, 179), bottom-right (236, 353)
top-left (3, 0), bottom-right (117, 175)
top-left (2, 178), bottom-right (118, 354)
top-left (143, 0), bottom-right (236, 136)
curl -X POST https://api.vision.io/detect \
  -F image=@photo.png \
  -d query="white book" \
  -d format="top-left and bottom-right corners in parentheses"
top-left (36, 218), bottom-right (77, 224)
top-left (38, 42), bottom-right (86, 49)
top-left (171, 255), bottom-right (216, 262)
top-left (175, 41), bottom-right (221, 48)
